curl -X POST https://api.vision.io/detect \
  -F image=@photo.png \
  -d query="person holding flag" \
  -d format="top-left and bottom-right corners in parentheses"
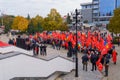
top-left (112, 46), bottom-right (118, 64)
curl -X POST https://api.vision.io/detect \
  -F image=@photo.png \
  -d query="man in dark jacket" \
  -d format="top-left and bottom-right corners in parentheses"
top-left (43, 44), bottom-right (47, 56)
top-left (104, 54), bottom-right (110, 77)
top-left (90, 51), bottom-right (97, 71)
top-left (8, 39), bottom-right (14, 45)
top-left (82, 54), bottom-right (89, 71)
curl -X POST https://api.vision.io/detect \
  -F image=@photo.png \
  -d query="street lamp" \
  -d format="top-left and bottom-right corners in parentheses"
top-left (71, 9), bottom-right (82, 77)
top-left (75, 9), bottom-right (78, 77)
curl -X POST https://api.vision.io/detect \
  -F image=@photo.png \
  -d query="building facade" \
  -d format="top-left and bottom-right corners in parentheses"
top-left (116, 0), bottom-right (120, 8)
top-left (80, 3), bottom-right (93, 23)
top-left (80, 0), bottom-right (120, 24)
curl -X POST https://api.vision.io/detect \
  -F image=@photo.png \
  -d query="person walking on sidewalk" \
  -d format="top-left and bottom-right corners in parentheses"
top-left (104, 54), bottom-right (110, 77)
top-left (82, 53), bottom-right (89, 71)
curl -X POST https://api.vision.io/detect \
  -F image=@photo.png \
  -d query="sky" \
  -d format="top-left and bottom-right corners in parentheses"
top-left (0, 0), bottom-right (92, 17)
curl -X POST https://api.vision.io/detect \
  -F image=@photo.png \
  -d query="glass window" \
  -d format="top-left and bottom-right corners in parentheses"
top-left (117, 0), bottom-right (120, 8)
top-left (93, 9), bottom-right (99, 13)
top-left (93, 13), bottom-right (99, 17)
top-left (93, 4), bottom-right (99, 8)
top-left (99, 0), bottom-right (115, 16)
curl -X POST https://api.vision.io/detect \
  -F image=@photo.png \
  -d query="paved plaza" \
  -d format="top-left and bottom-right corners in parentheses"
top-left (0, 34), bottom-right (120, 80)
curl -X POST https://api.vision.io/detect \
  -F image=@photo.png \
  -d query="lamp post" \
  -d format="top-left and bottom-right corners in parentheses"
top-left (71, 9), bottom-right (82, 77)
top-left (75, 9), bottom-right (78, 77)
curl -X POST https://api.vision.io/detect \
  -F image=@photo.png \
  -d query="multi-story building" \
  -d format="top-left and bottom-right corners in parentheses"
top-left (80, 2), bottom-right (93, 23)
top-left (92, 0), bottom-right (99, 22)
top-left (80, 0), bottom-right (120, 25)
top-left (116, 0), bottom-right (120, 8)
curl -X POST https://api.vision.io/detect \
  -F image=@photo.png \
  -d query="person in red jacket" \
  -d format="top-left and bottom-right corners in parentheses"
top-left (112, 48), bottom-right (117, 64)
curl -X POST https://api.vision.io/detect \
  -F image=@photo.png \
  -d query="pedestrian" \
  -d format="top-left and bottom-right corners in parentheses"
top-left (43, 44), bottom-right (47, 56)
top-left (56, 39), bottom-right (59, 50)
top-left (57, 40), bottom-right (62, 50)
top-left (118, 37), bottom-right (120, 46)
top-left (35, 44), bottom-right (39, 55)
top-left (90, 51), bottom-right (97, 71)
top-left (67, 41), bottom-right (73, 57)
top-left (52, 39), bottom-right (55, 49)
top-left (104, 54), bottom-right (110, 77)
top-left (8, 38), bottom-right (14, 45)
top-left (32, 43), bottom-right (36, 55)
top-left (13, 38), bottom-right (16, 46)
top-left (112, 48), bottom-right (117, 64)
top-left (40, 44), bottom-right (43, 55)
top-left (82, 53), bottom-right (89, 71)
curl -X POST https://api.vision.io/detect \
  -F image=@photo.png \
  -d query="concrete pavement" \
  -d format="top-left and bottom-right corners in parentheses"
top-left (1, 34), bottom-right (120, 80)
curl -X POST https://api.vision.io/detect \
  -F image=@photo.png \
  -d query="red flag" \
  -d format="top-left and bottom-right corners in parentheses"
top-left (98, 63), bottom-right (103, 72)
top-left (107, 34), bottom-right (112, 42)
top-left (112, 50), bottom-right (117, 63)
top-left (0, 41), bottom-right (10, 47)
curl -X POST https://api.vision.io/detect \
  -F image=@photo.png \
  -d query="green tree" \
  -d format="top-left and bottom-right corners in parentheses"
top-left (31, 15), bottom-right (43, 32)
top-left (108, 8), bottom-right (120, 34)
top-left (38, 22), bottom-right (43, 32)
top-left (27, 20), bottom-right (35, 34)
top-left (66, 13), bottom-right (72, 24)
top-left (27, 14), bottom-right (30, 21)
top-left (0, 15), bottom-right (15, 33)
top-left (12, 16), bottom-right (29, 32)
top-left (43, 8), bottom-right (63, 31)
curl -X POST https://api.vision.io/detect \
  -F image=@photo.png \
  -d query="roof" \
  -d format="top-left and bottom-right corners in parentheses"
top-left (80, 2), bottom-right (92, 6)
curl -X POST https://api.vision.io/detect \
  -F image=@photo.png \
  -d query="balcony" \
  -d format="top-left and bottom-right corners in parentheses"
top-left (93, 1), bottom-right (99, 4)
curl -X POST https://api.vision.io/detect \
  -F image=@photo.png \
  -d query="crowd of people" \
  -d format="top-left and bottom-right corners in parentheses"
top-left (81, 45), bottom-right (117, 76)
top-left (8, 30), bottom-right (118, 77)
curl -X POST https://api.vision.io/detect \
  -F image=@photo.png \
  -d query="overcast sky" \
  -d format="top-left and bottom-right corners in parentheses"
top-left (0, 0), bottom-right (92, 17)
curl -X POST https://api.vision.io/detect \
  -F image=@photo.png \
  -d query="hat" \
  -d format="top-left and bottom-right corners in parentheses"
top-left (112, 46), bottom-right (115, 49)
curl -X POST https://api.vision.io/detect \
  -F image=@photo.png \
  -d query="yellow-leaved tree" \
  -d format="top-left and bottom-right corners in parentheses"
top-left (108, 8), bottom-right (120, 34)
top-left (43, 8), bottom-right (66, 31)
top-left (12, 16), bottom-right (28, 32)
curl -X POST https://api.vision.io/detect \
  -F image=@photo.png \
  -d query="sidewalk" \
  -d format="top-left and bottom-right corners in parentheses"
top-left (102, 45), bottom-right (120, 80)
top-left (1, 34), bottom-right (120, 80)
top-left (37, 45), bottom-right (103, 80)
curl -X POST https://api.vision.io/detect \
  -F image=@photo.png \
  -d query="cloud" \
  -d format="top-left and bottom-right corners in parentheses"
top-left (0, 0), bottom-right (92, 17)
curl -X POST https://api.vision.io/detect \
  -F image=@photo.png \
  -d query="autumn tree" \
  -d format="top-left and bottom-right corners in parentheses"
top-left (0, 15), bottom-right (15, 33)
top-left (59, 22), bottom-right (68, 31)
top-left (43, 8), bottom-right (66, 31)
top-left (108, 8), bottom-right (120, 34)
top-left (12, 16), bottom-right (29, 32)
